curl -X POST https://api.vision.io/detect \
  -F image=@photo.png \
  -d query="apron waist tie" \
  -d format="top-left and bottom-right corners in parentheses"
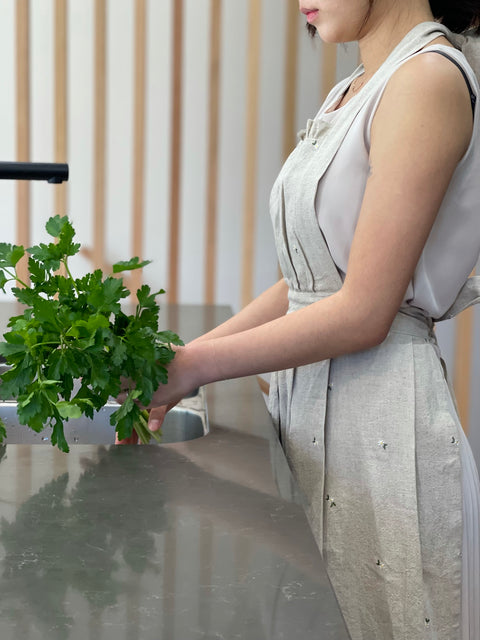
top-left (288, 288), bottom-right (436, 340)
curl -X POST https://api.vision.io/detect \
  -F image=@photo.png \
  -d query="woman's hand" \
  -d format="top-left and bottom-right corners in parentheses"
top-left (144, 345), bottom-right (199, 409)
top-left (147, 404), bottom-right (173, 432)
top-left (114, 404), bottom-right (172, 444)
top-left (117, 345), bottom-right (200, 409)
top-left (115, 343), bottom-right (215, 444)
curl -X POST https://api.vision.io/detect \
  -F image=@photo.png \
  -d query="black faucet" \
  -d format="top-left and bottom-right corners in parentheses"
top-left (0, 161), bottom-right (68, 184)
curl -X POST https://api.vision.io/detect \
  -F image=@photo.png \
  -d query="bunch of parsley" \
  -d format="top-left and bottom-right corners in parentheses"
top-left (0, 215), bottom-right (182, 452)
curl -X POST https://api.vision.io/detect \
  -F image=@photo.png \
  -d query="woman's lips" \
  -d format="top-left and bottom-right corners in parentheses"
top-left (301, 8), bottom-right (319, 24)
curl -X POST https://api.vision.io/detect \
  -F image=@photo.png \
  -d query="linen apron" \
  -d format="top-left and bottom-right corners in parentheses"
top-left (268, 22), bottom-right (480, 640)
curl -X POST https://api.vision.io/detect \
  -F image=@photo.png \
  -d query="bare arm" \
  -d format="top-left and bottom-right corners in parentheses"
top-left (189, 277), bottom-right (289, 344)
top-left (147, 52), bottom-right (473, 412)
top-left (118, 278), bottom-right (288, 438)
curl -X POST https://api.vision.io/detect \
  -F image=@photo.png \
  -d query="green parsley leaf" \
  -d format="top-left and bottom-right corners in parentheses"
top-left (56, 401), bottom-right (83, 420)
top-left (45, 214), bottom-right (68, 237)
top-left (51, 418), bottom-right (69, 453)
top-left (112, 257), bottom-right (152, 273)
top-left (0, 243), bottom-right (24, 269)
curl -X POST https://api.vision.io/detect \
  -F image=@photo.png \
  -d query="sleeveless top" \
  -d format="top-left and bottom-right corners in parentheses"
top-left (314, 43), bottom-right (480, 320)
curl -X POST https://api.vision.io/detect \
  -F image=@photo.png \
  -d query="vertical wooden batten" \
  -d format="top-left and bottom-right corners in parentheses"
top-left (241, 0), bottom-right (262, 308)
top-left (277, 3), bottom-right (300, 282)
top-left (321, 42), bottom-right (337, 102)
top-left (204, 0), bottom-right (222, 305)
top-left (454, 287), bottom-right (475, 434)
top-left (93, 0), bottom-right (107, 272)
top-left (283, 1), bottom-right (298, 161)
top-left (16, 0), bottom-right (30, 284)
top-left (131, 0), bottom-right (147, 296)
top-left (168, 0), bottom-right (184, 304)
top-left (54, 0), bottom-right (68, 217)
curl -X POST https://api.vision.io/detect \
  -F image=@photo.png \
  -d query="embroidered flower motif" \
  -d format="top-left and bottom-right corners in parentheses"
top-left (450, 436), bottom-right (459, 446)
top-left (325, 494), bottom-right (336, 507)
top-left (376, 559), bottom-right (385, 568)
top-left (377, 440), bottom-right (388, 449)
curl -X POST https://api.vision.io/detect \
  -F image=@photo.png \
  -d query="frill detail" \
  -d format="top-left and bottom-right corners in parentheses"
top-left (297, 118), bottom-right (332, 143)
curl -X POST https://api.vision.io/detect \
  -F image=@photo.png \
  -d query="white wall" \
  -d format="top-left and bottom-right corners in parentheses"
top-left (0, 0), bottom-right (359, 306)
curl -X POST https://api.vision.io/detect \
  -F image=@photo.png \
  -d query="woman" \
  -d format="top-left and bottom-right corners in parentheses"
top-left (120, 1), bottom-right (480, 637)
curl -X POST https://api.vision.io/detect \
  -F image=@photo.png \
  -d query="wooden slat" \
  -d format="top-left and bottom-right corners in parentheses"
top-left (321, 42), bottom-right (337, 102)
top-left (453, 279), bottom-right (475, 434)
top-left (16, 0), bottom-right (30, 284)
top-left (131, 0), bottom-right (147, 296)
top-left (204, 0), bottom-right (222, 304)
top-left (168, 0), bottom-right (184, 304)
top-left (54, 0), bottom-right (68, 217)
top-left (241, 0), bottom-right (262, 308)
top-left (93, 0), bottom-right (107, 271)
top-left (283, 1), bottom-right (298, 160)
top-left (256, 375), bottom-right (270, 396)
top-left (278, 2), bottom-right (300, 282)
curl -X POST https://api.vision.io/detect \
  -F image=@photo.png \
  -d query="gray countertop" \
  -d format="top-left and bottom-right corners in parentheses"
top-left (0, 303), bottom-right (350, 640)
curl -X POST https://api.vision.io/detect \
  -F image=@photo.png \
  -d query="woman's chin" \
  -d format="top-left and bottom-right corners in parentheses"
top-left (315, 23), bottom-right (360, 44)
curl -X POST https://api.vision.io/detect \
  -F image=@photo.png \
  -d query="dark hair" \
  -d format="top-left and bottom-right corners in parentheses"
top-left (430, 0), bottom-right (480, 34)
top-left (306, 1), bottom-right (480, 38)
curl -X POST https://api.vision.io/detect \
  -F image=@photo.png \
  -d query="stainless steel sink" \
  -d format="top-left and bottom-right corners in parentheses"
top-left (0, 367), bottom-right (208, 445)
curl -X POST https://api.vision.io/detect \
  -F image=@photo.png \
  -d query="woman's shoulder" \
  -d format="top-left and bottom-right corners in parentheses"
top-left (370, 47), bottom-right (474, 164)
top-left (391, 45), bottom-right (475, 100)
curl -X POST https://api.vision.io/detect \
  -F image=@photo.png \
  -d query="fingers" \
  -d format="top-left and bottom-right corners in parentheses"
top-left (148, 405), bottom-right (169, 432)
top-left (116, 391), bottom-right (127, 405)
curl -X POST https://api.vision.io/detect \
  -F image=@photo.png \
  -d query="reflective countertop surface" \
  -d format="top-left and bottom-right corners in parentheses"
top-left (0, 303), bottom-right (350, 640)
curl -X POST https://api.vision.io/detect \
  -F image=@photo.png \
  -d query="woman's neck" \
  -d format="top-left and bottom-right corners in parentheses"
top-left (357, 3), bottom-right (437, 77)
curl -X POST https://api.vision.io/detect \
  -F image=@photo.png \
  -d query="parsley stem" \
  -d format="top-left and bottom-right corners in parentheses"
top-left (62, 258), bottom-right (79, 295)
top-left (28, 341), bottom-right (61, 352)
top-left (3, 267), bottom-right (29, 290)
top-left (133, 410), bottom-right (162, 444)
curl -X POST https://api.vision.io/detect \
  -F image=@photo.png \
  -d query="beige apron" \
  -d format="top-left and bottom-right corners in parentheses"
top-left (268, 21), bottom-right (480, 640)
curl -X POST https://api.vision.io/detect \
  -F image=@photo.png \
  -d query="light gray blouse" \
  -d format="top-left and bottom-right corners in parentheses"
top-left (314, 44), bottom-right (480, 320)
